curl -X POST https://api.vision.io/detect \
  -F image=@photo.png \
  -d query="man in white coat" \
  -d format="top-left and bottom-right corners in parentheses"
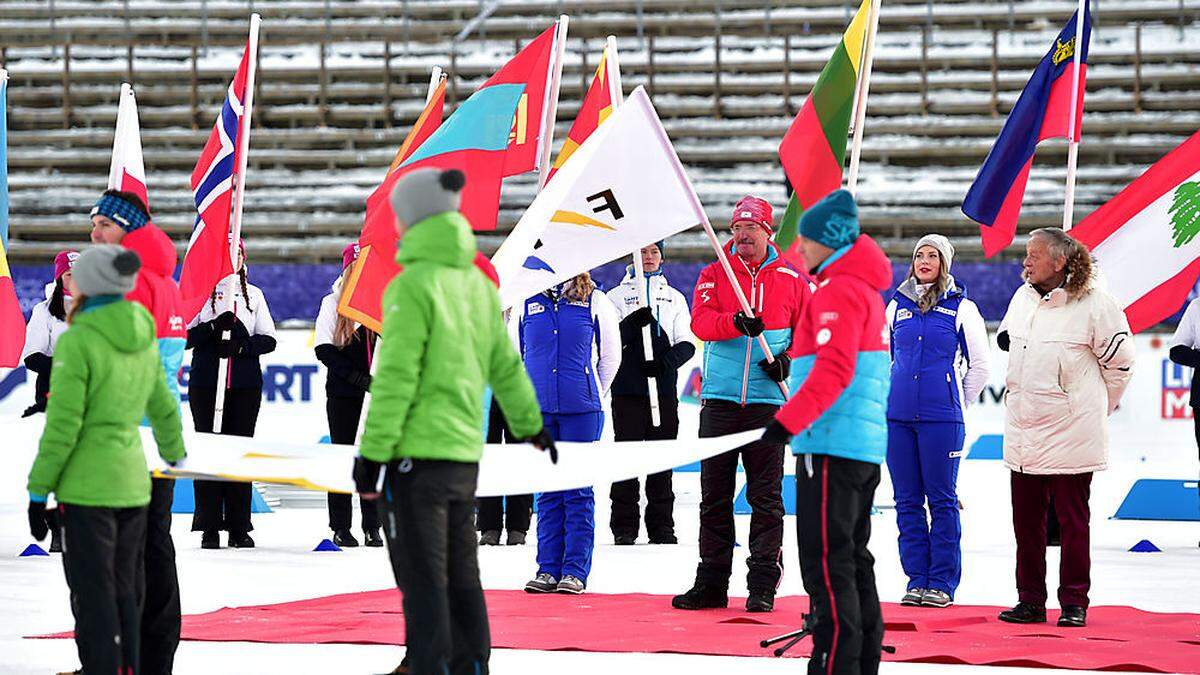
top-left (995, 227), bottom-right (1134, 629)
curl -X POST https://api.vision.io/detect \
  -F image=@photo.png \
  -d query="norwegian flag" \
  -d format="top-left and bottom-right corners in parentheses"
top-left (179, 42), bottom-right (252, 321)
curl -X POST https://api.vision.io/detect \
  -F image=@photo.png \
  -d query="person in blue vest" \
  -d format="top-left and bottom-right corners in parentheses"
top-left (885, 234), bottom-right (990, 609)
top-left (516, 272), bottom-right (621, 595)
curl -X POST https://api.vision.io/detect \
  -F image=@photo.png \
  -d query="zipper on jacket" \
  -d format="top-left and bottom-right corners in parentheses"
top-left (737, 256), bottom-right (765, 407)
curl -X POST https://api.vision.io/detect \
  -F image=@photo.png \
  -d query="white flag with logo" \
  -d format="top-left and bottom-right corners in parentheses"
top-left (108, 82), bottom-right (150, 211)
top-left (492, 86), bottom-right (707, 309)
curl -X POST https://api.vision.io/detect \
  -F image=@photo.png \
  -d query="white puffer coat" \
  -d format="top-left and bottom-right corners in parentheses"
top-left (999, 278), bottom-right (1134, 475)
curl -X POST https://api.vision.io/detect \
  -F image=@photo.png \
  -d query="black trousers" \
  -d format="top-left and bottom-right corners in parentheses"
top-left (141, 477), bottom-right (180, 675)
top-left (188, 386), bottom-right (261, 533)
top-left (609, 394), bottom-right (678, 539)
top-left (475, 399), bottom-right (532, 534)
top-left (326, 395), bottom-right (382, 531)
top-left (795, 454), bottom-right (883, 675)
top-left (381, 459), bottom-right (489, 675)
top-left (696, 399), bottom-right (785, 593)
top-left (60, 503), bottom-right (147, 675)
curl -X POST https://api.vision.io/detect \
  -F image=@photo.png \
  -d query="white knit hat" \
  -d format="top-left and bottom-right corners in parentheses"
top-left (913, 234), bottom-right (954, 273)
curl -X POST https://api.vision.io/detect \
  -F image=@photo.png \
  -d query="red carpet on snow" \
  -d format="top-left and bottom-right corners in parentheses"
top-left (34, 590), bottom-right (1200, 672)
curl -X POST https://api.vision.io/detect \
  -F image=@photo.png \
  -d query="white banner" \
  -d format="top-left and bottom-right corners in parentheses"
top-left (492, 86), bottom-right (707, 309)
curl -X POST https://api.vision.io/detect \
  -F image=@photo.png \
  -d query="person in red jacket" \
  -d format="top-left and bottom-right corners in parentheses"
top-left (673, 196), bottom-right (810, 614)
top-left (88, 189), bottom-right (187, 675)
top-left (761, 189), bottom-right (892, 675)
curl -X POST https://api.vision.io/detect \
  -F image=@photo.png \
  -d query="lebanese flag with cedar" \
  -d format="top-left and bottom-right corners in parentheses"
top-left (1072, 129), bottom-right (1200, 333)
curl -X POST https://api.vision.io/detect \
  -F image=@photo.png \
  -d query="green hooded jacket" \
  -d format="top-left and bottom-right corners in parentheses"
top-left (27, 297), bottom-right (186, 508)
top-left (359, 211), bottom-right (543, 464)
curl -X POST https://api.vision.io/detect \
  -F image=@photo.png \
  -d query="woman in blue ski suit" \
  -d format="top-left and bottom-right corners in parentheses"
top-left (514, 273), bottom-right (620, 595)
top-left (885, 235), bottom-right (990, 608)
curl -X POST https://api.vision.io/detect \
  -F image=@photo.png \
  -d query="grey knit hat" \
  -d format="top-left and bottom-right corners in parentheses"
top-left (72, 245), bottom-right (140, 297)
top-left (913, 233), bottom-right (954, 273)
top-left (389, 168), bottom-right (466, 231)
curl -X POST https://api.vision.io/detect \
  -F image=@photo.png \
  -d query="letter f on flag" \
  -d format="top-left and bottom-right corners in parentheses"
top-left (963, 2), bottom-right (1091, 258)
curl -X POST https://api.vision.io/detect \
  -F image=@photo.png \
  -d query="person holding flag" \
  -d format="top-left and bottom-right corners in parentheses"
top-left (353, 168), bottom-right (554, 674)
top-left (605, 240), bottom-right (695, 546)
top-left (760, 189), bottom-right (892, 675)
top-left (21, 250), bottom-right (77, 419)
top-left (314, 242), bottom-right (382, 548)
top-left (673, 196), bottom-right (809, 614)
top-left (185, 243), bottom-right (277, 549)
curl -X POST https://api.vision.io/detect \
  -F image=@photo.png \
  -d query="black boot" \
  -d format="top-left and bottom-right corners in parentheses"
top-left (745, 589), bottom-right (775, 613)
top-left (998, 602), bottom-right (1047, 624)
top-left (228, 532), bottom-right (255, 548)
top-left (1058, 605), bottom-right (1087, 627)
top-left (364, 528), bottom-right (384, 547)
top-left (648, 532), bottom-right (678, 545)
top-left (672, 583), bottom-right (729, 610)
top-left (333, 529), bottom-right (360, 548)
top-left (201, 530), bottom-right (221, 549)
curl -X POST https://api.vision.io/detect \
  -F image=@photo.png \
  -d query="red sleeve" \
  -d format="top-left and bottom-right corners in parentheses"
top-left (125, 273), bottom-right (155, 318)
top-left (690, 264), bottom-right (740, 341)
top-left (776, 281), bottom-right (863, 434)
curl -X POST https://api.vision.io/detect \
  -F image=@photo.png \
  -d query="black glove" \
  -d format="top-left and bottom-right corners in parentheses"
top-left (214, 311), bottom-right (238, 332)
top-left (44, 505), bottom-right (60, 534)
top-left (217, 338), bottom-right (248, 359)
top-left (758, 352), bottom-right (791, 382)
top-left (350, 371), bottom-right (373, 392)
top-left (641, 359), bottom-right (664, 377)
top-left (525, 429), bottom-right (558, 464)
top-left (732, 312), bottom-right (764, 337)
top-left (21, 400), bottom-right (46, 418)
top-left (625, 306), bottom-right (655, 328)
top-left (353, 456), bottom-right (384, 497)
top-left (761, 420), bottom-right (793, 445)
top-left (28, 499), bottom-right (50, 541)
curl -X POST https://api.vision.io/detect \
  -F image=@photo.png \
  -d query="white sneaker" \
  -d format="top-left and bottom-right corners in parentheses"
top-left (524, 573), bottom-right (558, 593)
top-left (556, 575), bottom-right (586, 594)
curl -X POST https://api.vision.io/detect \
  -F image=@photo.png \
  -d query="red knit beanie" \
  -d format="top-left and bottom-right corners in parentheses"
top-left (731, 196), bottom-right (773, 235)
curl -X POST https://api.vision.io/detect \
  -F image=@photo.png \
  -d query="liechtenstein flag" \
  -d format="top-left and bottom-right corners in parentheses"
top-left (963, 2), bottom-right (1091, 258)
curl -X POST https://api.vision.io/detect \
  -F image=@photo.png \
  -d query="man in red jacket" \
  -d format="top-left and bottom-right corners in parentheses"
top-left (89, 189), bottom-right (186, 675)
top-left (673, 196), bottom-right (810, 614)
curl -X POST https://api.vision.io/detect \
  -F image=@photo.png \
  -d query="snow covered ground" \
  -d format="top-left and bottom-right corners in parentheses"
top-left (2, 396), bottom-right (1199, 674)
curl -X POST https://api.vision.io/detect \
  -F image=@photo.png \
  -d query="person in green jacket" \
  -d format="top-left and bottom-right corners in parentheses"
top-left (353, 168), bottom-right (554, 675)
top-left (26, 245), bottom-right (186, 675)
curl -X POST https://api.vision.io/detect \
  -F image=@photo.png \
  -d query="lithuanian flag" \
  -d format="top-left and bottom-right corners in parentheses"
top-left (546, 47), bottom-right (615, 185)
top-left (1, 70), bottom-right (25, 368)
top-left (776, 0), bottom-right (873, 263)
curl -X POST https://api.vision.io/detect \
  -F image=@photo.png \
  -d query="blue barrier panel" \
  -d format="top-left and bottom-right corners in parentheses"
top-left (967, 434), bottom-right (1004, 460)
top-left (171, 478), bottom-right (273, 514)
top-left (1112, 479), bottom-right (1200, 521)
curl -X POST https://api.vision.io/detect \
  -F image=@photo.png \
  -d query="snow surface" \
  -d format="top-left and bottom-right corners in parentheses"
top-left (2, 401), bottom-right (1199, 674)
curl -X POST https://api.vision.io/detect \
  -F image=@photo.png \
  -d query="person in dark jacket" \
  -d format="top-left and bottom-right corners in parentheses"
top-left (885, 234), bottom-right (990, 608)
top-left (475, 396), bottom-right (534, 546)
top-left (185, 243), bottom-right (277, 549)
top-left (1170, 297), bottom-right (1200, 464)
top-left (762, 190), bottom-right (892, 675)
top-left (315, 242), bottom-right (383, 548)
top-left (604, 241), bottom-right (695, 545)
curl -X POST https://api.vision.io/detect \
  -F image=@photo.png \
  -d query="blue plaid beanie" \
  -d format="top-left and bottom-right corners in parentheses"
top-left (90, 193), bottom-right (149, 233)
top-left (799, 189), bottom-right (859, 250)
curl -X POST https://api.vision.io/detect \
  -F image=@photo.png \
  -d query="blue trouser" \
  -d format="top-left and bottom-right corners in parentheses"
top-left (886, 420), bottom-right (964, 596)
top-left (536, 411), bottom-right (603, 583)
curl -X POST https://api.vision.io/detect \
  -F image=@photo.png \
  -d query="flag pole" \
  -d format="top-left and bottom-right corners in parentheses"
top-left (698, 218), bottom-right (790, 397)
top-left (1061, 0), bottom-right (1086, 232)
top-left (845, 0), bottom-right (881, 195)
top-left (605, 35), bottom-right (662, 427)
top-left (536, 15), bottom-right (570, 189)
top-left (214, 12), bottom-right (261, 434)
top-left (426, 66), bottom-right (443, 104)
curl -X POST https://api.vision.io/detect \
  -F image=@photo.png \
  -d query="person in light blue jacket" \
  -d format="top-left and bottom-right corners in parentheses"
top-left (885, 234), bottom-right (990, 608)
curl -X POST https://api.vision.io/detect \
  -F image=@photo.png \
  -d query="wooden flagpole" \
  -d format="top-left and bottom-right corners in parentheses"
top-left (214, 12), bottom-right (261, 433)
top-left (1061, 0), bottom-right (1086, 231)
top-left (845, 0), bottom-right (881, 195)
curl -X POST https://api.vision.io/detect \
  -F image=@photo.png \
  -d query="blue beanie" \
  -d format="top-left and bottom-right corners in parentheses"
top-left (799, 189), bottom-right (859, 250)
top-left (90, 193), bottom-right (149, 233)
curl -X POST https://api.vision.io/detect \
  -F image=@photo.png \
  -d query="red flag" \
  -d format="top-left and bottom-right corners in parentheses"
top-left (108, 83), bottom-right (150, 212)
top-left (545, 48), bottom-right (613, 185)
top-left (0, 245), bottom-right (22, 368)
top-left (338, 80), bottom-right (447, 331)
top-left (487, 25), bottom-right (557, 177)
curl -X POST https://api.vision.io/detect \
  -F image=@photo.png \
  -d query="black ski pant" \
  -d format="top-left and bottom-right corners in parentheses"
top-left (475, 399), bottom-right (532, 534)
top-left (141, 477), bottom-right (181, 675)
top-left (381, 459), bottom-right (489, 675)
top-left (609, 394), bottom-right (678, 540)
top-left (188, 386), bottom-right (261, 533)
top-left (795, 454), bottom-right (883, 675)
top-left (326, 395), bottom-right (381, 531)
top-left (60, 503), bottom-right (147, 675)
top-left (695, 399), bottom-right (785, 593)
